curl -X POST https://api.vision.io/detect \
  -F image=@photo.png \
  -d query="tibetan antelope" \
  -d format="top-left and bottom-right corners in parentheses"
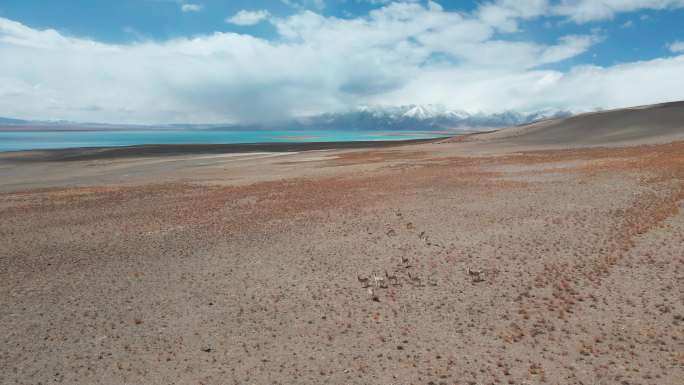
top-left (372, 272), bottom-right (388, 289)
top-left (385, 270), bottom-right (399, 286)
top-left (467, 267), bottom-right (485, 283)
top-left (407, 272), bottom-right (423, 286)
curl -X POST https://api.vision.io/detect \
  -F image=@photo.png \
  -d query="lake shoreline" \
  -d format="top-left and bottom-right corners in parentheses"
top-left (0, 137), bottom-right (444, 162)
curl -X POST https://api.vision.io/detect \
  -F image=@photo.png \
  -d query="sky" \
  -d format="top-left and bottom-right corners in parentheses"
top-left (0, 0), bottom-right (683, 124)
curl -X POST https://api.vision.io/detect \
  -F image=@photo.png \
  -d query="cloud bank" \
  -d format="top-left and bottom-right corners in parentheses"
top-left (0, 1), bottom-right (683, 124)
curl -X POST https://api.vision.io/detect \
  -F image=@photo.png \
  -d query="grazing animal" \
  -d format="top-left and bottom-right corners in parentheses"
top-left (367, 287), bottom-right (379, 302)
top-left (399, 256), bottom-right (412, 268)
top-left (357, 274), bottom-right (370, 288)
top-left (385, 270), bottom-right (399, 286)
top-left (467, 267), bottom-right (485, 282)
top-left (419, 231), bottom-right (433, 246)
top-left (373, 272), bottom-right (388, 289)
top-left (407, 272), bottom-right (423, 286)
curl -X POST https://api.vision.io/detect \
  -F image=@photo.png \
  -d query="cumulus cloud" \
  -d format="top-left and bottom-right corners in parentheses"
top-left (370, 55), bottom-right (684, 114)
top-left (0, 1), bottom-right (683, 124)
top-left (180, 3), bottom-right (203, 13)
top-left (226, 10), bottom-right (271, 26)
top-left (668, 41), bottom-right (684, 53)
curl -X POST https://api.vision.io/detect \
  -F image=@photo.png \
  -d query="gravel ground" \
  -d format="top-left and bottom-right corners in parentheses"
top-left (1, 140), bottom-right (683, 385)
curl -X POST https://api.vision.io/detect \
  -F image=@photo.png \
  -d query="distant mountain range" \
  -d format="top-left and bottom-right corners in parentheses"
top-left (0, 117), bottom-right (31, 125)
top-left (287, 105), bottom-right (572, 131)
top-left (0, 105), bottom-right (573, 131)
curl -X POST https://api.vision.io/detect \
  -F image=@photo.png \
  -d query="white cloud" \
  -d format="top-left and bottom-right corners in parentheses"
top-left (540, 34), bottom-right (603, 64)
top-left (552, 0), bottom-right (684, 23)
top-left (226, 10), bottom-right (271, 26)
top-left (280, 0), bottom-right (325, 11)
top-left (0, 2), bottom-right (682, 124)
top-left (181, 3), bottom-right (203, 13)
top-left (668, 41), bottom-right (684, 53)
top-left (477, 0), bottom-right (548, 32)
top-left (362, 0), bottom-right (420, 4)
top-left (370, 55), bottom-right (684, 114)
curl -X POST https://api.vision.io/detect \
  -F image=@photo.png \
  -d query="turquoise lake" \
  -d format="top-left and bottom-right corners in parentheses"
top-left (0, 129), bottom-right (448, 152)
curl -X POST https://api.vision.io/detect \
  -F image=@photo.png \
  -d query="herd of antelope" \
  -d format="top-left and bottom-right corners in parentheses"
top-left (357, 255), bottom-right (485, 301)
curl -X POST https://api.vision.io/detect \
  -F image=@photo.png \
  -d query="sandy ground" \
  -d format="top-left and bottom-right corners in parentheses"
top-left (1, 134), bottom-right (683, 384)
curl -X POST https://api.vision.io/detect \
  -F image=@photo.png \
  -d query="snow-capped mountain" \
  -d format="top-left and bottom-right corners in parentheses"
top-left (290, 105), bottom-right (571, 131)
top-left (401, 105), bottom-right (470, 120)
top-left (0, 105), bottom-right (573, 132)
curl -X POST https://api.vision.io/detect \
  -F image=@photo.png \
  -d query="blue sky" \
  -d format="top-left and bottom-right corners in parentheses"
top-left (0, 0), bottom-right (683, 123)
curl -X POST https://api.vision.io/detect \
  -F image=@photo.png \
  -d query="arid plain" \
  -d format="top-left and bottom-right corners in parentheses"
top-left (1, 103), bottom-right (683, 385)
